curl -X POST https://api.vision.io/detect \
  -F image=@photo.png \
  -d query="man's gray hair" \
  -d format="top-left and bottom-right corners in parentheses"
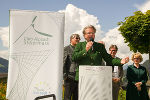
top-left (70, 34), bottom-right (80, 42)
top-left (82, 25), bottom-right (96, 34)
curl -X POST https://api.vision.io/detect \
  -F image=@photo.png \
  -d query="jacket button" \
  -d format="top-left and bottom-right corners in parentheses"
top-left (83, 53), bottom-right (86, 56)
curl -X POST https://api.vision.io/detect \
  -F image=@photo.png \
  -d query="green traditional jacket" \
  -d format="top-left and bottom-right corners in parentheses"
top-left (72, 41), bottom-right (122, 81)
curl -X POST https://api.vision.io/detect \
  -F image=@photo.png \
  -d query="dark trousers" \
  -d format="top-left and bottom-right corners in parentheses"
top-left (64, 78), bottom-right (78, 100)
top-left (112, 82), bottom-right (120, 100)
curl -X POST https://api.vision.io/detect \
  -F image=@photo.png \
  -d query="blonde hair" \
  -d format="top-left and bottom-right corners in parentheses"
top-left (82, 25), bottom-right (96, 34)
top-left (131, 52), bottom-right (143, 62)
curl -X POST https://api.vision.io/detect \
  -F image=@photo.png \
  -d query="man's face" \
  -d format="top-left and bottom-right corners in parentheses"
top-left (83, 28), bottom-right (95, 42)
top-left (109, 47), bottom-right (117, 57)
top-left (71, 36), bottom-right (80, 46)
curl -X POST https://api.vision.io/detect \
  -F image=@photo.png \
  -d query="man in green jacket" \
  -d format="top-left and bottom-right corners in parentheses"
top-left (72, 25), bottom-right (129, 81)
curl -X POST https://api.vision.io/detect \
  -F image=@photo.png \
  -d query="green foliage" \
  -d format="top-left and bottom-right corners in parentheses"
top-left (118, 88), bottom-right (126, 100)
top-left (118, 10), bottom-right (150, 54)
top-left (0, 82), bottom-right (7, 100)
top-left (0, 64), bottom-right (5, 68)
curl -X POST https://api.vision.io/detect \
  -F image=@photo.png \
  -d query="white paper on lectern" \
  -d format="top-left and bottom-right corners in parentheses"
top-left (79, 66), bottom-right (112, 100)
top-left (7, 10), bottom-right (64, 100)
top-left (114, 66), bottom-right (118, 72)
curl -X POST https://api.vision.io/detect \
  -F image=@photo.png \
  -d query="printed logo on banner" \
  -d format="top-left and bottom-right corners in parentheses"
top-left (24, 37), bottom-right (50, 45)
top-left (33, 81), bottom-right (51, 96)
top-left (13, 16), bottom-right (53, 45)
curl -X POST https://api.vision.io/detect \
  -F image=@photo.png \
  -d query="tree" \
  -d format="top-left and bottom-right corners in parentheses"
top-left (118, 10), bottom-right (150, 61)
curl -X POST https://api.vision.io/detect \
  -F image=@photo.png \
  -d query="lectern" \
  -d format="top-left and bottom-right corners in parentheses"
top-left (79, 66), bottom-right (112, 100)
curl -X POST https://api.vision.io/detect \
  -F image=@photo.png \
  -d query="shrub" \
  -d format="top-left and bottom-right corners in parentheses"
top-left (0, 82), bottom-right (7, 100)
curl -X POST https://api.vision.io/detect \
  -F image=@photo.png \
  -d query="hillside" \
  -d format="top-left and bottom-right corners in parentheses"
top-left (0, 57), bottom-right (8, 70)
top-left (0, 57), bottom-right (8, 78)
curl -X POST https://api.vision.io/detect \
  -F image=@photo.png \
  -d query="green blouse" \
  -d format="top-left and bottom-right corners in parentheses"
top-left (126, 64), bottom-right (149, 100)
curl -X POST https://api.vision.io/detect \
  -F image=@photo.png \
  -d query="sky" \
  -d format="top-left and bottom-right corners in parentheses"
top-left (0, 0), bottom-right (150, 64)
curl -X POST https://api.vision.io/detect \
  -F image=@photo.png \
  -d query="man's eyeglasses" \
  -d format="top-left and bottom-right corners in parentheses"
top-left (75, 37), bottom-right (80, 40)
top-left (134, 58), bottom-right (140, 60)
top-left (85, 32), bottom-right (95, 35)
top-left (110, 50), bottom-right (117, 52)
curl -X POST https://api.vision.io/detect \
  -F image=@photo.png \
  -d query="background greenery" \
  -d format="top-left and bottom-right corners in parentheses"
top-left (0, 78), bottom-right (7, 100)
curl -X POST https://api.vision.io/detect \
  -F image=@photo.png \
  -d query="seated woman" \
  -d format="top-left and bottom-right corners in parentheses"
top-left (126, 52), bottom-right (149, 100)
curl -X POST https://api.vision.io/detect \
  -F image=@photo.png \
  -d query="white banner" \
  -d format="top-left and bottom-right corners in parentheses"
top-left (7, 10), bottom-right (65, 100)
top-left (79, 66), bottom-right (112, 100)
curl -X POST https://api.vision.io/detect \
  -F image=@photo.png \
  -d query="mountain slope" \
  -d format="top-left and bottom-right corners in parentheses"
top-left (0, 57), bottom-right (8, 73)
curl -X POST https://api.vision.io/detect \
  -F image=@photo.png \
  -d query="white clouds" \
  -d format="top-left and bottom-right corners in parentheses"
top-left (64, 4), bottom-right (103, 46)
top-left (100, 0), bottom-right (150, 63)
top-left (64, 2), bottom-right (149, 63)
top-left (0, 26), bottom-right (9, 48)
top-left (101, 27), bottom-right (149, 64)
top-left (0, 4), bottom-right (149, 63)
top-left (135, 0), bottom-right (150, 12)
top-left (101, 27), bottom-right (131, 57)
top-left (0, 50), bottom-right (9, 60)
top-left (0, 27), bottom-right (9, 60)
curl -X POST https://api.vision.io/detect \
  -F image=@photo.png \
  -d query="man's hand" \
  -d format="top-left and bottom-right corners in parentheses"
top-left (86, 41), bottom-right (93, 51)
top-left (121, 57), bottom-right (129, 64)
top-left (98, 41), bottom-right (105, 45)
top-left (112, 78), bottom-right (120, 83)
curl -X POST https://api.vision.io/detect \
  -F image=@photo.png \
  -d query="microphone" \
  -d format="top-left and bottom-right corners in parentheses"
top-left (90, 37), bottom-right (94, 51)
top-left (90, 37), bottom-right (94, 42)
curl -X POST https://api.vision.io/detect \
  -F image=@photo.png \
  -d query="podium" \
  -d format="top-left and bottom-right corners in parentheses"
top-left (79, 66), bottom-right (112, 100)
